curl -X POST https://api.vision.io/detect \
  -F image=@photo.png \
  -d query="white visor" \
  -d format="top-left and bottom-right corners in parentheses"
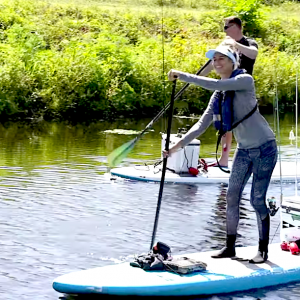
top-left (206, 46), bottom-right (238, 67)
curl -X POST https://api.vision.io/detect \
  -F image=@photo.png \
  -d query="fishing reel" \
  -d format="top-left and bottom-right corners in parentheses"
top-left (267, 196), bottom-right (279, 217)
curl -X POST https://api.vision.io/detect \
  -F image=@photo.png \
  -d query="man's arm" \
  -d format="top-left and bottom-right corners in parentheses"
top-left (222, 36), bottom-right (258, 60)
top-left (235, 42), bottom-right (258, 60)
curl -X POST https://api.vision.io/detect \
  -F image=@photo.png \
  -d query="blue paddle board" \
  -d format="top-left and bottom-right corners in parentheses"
top-left (53, 243), bottom-right (300, 296)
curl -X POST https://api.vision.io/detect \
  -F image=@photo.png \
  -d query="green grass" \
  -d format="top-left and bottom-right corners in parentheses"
top-left (0, 0), bottom-right (298, 122)
top-left (40, 0), bottom-right (219, 9)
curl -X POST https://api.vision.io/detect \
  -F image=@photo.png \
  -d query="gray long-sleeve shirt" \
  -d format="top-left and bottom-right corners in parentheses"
top-left (176, 71), bottom-right (275, 149)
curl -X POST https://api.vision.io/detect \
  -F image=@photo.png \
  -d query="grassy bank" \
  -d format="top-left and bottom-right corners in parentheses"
top-left (0, 0), bottom-right (299, 121)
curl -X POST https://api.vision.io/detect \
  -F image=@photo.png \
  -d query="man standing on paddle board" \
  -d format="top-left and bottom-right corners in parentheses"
top-left (164, 45), bottom-right (277, 264)
top-left (201, 16), bottom-right (259, 169)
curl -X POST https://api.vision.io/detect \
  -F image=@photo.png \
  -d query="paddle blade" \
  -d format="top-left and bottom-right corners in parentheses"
top-left (107, 138), bottom-right (138, 167)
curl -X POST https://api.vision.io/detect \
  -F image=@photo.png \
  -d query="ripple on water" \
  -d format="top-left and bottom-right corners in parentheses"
top-left (0, 118), bottom-right (299, 300)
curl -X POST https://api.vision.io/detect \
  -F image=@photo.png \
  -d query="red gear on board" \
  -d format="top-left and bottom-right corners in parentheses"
top-left (280, 241), bottom-right (300, 255)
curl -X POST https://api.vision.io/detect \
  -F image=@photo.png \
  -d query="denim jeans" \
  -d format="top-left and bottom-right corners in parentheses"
top-left (226, 140), bottom-right (278, 240)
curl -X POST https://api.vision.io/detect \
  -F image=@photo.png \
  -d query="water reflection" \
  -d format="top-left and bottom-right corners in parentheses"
top-left (0, 115), bottom-right (298, 300)
top-left (0, 112), bottom-right (297, 171)
top-left (208, 186), bottom-right (227, 246)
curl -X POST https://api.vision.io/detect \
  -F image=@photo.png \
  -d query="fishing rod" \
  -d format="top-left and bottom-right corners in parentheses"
top-left (107, 59), bottom-right (212, 168)
top-left (269, 59), bottom-right (300, 242)
top-left (270, 64), bottom-right (283, 243)
top-left (276, 81), bottom-right (283, 206)
top-left (295, 65), bottom-right (298, 198)
top-left (271, 61), bottom-right (299, 243)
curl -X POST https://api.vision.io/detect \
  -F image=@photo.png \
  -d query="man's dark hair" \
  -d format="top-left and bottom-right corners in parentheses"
top-left (224, 16), bottom-right (242, 28)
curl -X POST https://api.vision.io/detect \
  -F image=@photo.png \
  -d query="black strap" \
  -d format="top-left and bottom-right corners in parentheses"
top-left (216, 132), bottom-right (230, 173)
top-left (231, 104), bottom-right (258, 131)
top-left (215, 104), bottom-right (258, 174)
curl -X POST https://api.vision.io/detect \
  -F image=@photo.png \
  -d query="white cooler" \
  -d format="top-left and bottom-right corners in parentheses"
top-left (161, 134), bottom-right (200, 174)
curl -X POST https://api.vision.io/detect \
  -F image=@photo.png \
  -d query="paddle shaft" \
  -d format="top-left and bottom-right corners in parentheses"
top-left (150, 80), bottom-right (177, 250)
top-left (137, 60), bottom-right (211, 140)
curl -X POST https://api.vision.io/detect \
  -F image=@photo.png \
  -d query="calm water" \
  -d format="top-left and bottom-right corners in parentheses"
top-left (1, 113), bottom-right (300, 300)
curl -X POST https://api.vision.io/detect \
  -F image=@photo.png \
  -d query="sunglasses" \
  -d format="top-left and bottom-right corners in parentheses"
top-left (224, 24), bottom-right (235, 30)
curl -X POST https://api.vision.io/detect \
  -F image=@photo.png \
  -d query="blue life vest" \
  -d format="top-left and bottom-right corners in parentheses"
top-left (211, 69), bottom-right (258, 174)
top-left (212, 69), bottom-right (245, 134)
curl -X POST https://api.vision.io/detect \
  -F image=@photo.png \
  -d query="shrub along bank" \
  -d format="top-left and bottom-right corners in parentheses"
top-left (0, 0), bottom-right (298, 121)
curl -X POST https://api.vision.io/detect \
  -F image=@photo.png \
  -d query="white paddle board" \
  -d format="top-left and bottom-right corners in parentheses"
top-left (110, 161), bottom-right (300, 184)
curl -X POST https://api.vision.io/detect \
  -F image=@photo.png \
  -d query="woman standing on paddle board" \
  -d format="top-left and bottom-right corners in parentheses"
top-left (165, 45), bottom-right (277, 264)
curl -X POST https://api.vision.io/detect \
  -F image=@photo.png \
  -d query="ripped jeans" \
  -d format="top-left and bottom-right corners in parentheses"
top-left (226, 140), bottom-right (278, 240)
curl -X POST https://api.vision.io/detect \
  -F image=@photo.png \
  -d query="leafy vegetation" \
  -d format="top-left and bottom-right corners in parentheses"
top-left (0, 0), bottom-right (298, 121)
